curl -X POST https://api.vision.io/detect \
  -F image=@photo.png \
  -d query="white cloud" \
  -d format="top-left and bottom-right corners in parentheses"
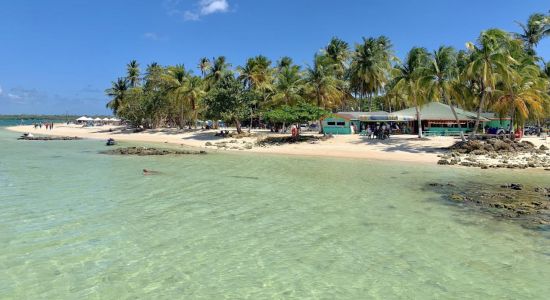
top-left (199, 0), bottom-right (229, 15)
top-left (183, 11), bottom-right (200, 21)
top-left (7, 93), bottom-right (21, 100)
top-left (143, 32), bottom-right (160, 40)
top-left (181, 0), bottom-right (230, 21)
top-left (0, 85), bottom-right (3, 95)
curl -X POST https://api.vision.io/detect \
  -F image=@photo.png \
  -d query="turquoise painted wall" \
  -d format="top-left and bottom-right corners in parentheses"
top-left (322, 117), bottom-right (351, 134)
top-left (486, 119), bottom-right (511, 129)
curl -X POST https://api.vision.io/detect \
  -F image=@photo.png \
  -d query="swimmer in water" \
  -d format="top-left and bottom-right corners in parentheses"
top-left (143, 169), bottom-right (160, 175)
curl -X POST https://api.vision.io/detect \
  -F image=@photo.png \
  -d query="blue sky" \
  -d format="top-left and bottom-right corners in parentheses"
top-left (0, 0), bottom-right (548, 115)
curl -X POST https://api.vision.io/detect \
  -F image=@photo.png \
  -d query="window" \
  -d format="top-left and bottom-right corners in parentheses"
top-left (337, 122), bottom-right (345, 126)
top-left (327, 122), bottom-right (336, 126)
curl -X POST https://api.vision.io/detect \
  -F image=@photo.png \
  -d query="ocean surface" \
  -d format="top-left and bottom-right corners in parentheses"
top-left (1, 122), bottom-right (550, 299)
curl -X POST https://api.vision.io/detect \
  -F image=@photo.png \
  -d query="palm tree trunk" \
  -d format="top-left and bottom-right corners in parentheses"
top-left (368, 93), bottom-right (373, 112)
top-left (235, 119), bottom-right (242, 134)
top-left (470, 92), bottom-right (486, 139)
top-left (509, 107), bottom-right (516, 141)
top-left (180, 101), bottom-right (185, 130)
top-left (415, 102), bottom-right (422, 138)
top-left (444, 93), bottom-right (465, 142)
top-left (191, 98), bottom-right (197, 129)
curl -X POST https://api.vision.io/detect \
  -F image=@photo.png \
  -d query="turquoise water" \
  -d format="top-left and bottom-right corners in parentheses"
top-left (1, 126), bottom-right (550, 299)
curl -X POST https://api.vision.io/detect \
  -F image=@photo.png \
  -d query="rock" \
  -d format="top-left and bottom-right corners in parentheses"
top-left (18, 135), bottom-right (82, 141)
top-left (472, 149), bottom-right (487, 155)
top-left (101, 147), bottom-right (206, 156)
top-left (480, 164), bottom-right (489, 169)
top-left (501, 183), bottom-right (523, 190)
top-left (449, 193), bottom-right (465, 202)
top-left (540, 145), bottom-right (549, 151)
top-left (205, 142), bottom-right (213, 146)
top-left (437, 159), bottom-right (450, 165)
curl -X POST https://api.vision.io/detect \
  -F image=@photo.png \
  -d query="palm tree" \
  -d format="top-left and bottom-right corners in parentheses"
top-left (206, 56), bottom-right (231, 87)
top-left (305, 54), bottom-right (343, 109)
top-left (276, 56), bottom-right (293, 70)
top-left (425, 46), bottom-right (466, 141)
top-left (465, 29), bottom-right (517, 138)
top-left (127, 60), bottom-right (140, 87)
top-left (515, 13), bottom-right (550, 55)
top-left (183, 75), bottom-right (206, 129)
top-left (350, 36), bottom-right (394, 111)
top-left (198, 57), bottom-right (211, 78)
top-left (493, 62), bottom-right (550, 137)
top-left (544, 61), bottom-right (550, 78)
top-left (105, 77), bottom-right (129, 115)
top-left (273, 64), bottom-right (303, 106)
top-left (324, 37), bottom-right (350, 79)
top-left (164, 64), bottom-right (191, 129)
top-left (392, 47), bottom-right (430, 138)
top-left (237, 55), bottom-right (274, 131)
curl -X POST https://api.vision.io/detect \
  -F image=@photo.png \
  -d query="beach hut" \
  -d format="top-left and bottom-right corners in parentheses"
top-left (481, 113), bottom-right (512, 133)
top-left (393, 102), bottom-right (489, 135)
top-left (322, 111), bottom-right (415, 135)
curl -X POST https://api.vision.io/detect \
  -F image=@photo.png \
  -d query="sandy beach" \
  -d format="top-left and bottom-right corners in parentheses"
top-left (7, 123), bottom-right (549, 164)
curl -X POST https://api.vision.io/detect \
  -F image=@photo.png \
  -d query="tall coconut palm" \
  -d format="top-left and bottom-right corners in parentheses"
top-left (127, 60), bottom-right (140, 87)
top-left (493, 62), bottom-right (550, 136)
top-left (350, 36), bottom-right (394, 111)
top-left (305, 54), bottom-right (343, 110)
top-left (465, 29), bottom-right (517, 138)
top-left (164, 64), bottom-right (191, 129)
top-left (276, 56), bottom-right (293, 70)
top-left (392, 47), bottom-right (431, 138)
top-left (105, 77), bottom-right (129, 115)
top-left (425, 46), bottom-right (466, 141)
top-left (206, 56), bottom-right (231, 87)
top-left (237, 55), bottom-right (274, 131)
top-left (514, 13), bottom-right (550, 55)
top-left (198, 57), bottom-right (211, 78)
top-left (324, 37), bottom-right (350, 79)
top-left (183, 75), bottom-right (206, 129)
top-left (273, 64), bottom-right (303, 106)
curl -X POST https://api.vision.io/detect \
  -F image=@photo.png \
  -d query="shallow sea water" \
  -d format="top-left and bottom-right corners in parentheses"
top-left (0, 127), bottom-right (549, 299)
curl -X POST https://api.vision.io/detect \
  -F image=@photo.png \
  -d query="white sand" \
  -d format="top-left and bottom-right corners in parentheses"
top-left (8, 123), bottom-right (549, 164)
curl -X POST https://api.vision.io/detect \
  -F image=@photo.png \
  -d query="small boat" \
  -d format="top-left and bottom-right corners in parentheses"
top-left (106, 138), bottom-right (116, 146)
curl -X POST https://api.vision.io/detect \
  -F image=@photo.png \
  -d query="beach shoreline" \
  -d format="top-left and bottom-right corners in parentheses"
top-left (6, 123), bottom-right (549, 165)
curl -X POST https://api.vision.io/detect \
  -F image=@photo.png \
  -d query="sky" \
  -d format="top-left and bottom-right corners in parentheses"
top-left (0, 0), bottom-right (548, 115)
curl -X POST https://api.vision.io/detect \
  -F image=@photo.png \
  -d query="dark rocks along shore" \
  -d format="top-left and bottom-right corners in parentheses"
top-left (18, 136), bottom-right (82, 141)
top-left (437, 137), bottom-right (550, 169)
top-left (101, 147), bottom-right (206, 156)
top-left (427, 182), bottom-right (550, 230)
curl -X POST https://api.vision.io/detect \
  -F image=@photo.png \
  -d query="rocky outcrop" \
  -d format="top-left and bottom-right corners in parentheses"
top-left (426, 181), bottom-right (550, 230)
top-left (18, 136), bottom-right (82, 141)
top-left (437, 137), bottom-right (550, 169)
top-left (256, 135), bottom-right (333, 147)
top-left (101, 147), bottom-right (206, 156)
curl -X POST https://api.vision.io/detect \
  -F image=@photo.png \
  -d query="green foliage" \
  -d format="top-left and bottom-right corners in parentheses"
top-left (202, 74), bottom-right (253, 132)
top-left (263, 102), bottom-right (331, 125)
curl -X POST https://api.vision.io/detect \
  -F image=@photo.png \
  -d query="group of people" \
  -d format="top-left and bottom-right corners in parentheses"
top-left (363, 123), bottom-right (398, 140)
top-left (33, 122), bottom-right (55, 130)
